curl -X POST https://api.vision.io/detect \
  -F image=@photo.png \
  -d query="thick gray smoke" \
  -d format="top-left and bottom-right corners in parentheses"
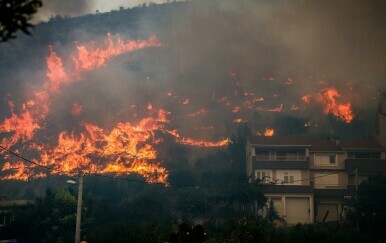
top-left (131, 0), bottom-right (386, 137)
top-left (2, 0), bottom-right (386, 142)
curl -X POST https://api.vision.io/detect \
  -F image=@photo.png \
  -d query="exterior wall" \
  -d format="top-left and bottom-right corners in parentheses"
top-left (309, 152), bottom-right (346, 169)
top-left (311, 172), bottom-right (348, 189)
top-left (301, 169), bottom-right (310, 186)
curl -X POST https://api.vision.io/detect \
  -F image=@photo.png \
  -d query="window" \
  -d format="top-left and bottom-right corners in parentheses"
top-left (315, 154), bottom-right (337, 166)
top-left (277, 170), bottom-right (301, 185)
top-left (284, 172), bottom-right (294, 183)
top-left (255, 150), bottom-right (269, 160)
top-left (255, 170), bottom-right (271, 181)
top-left (276, 150), bottom-right (305, 160)
top-left (329, 155), bottom-right (336, 164)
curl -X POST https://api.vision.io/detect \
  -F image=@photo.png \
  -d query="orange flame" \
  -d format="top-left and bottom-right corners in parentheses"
top-left (72, 34), bottom-right (161, 72)
top-left (301, 95), bottom-right (311, 104)
top-left (285, 77), bottom-right (293, 85)
top-left (290, 104), bottom-right (300, 111)
top-left (45, 45), bottom-right (69, 93)
top-left (165, 130), bottom-right (228, 147)
top-left (256, 104), bottom-right (284, 112)
top-left (187, 108), bottom-right (209, 117)
top-left (232, 106), bottom-right (240, 113)
top-left (317, 87), bottom-right (354, 123)
top-left (71, 102), bottom-right (83, 116)
top-left (234, 118), bottom-right (247, 123)
top-left (182, 99), bottom-right (190, 105)
top-left (264, 128), bottom-right (275, 136)
top-left (0, 33), bottom-right (169, 183)
top-left (0, 105), bottom-right (40, 150)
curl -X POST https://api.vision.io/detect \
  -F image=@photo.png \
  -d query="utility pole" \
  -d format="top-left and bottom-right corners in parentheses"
top-left (75, 174), bottom-right (84, 243)
top-left (354, 167), bottom-right (359, 232)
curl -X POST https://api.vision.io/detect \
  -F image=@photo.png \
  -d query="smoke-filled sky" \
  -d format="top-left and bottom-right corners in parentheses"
top-left (35, 0), bottom-right (183, 21)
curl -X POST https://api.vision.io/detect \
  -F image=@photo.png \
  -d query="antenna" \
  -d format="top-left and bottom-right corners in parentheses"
top-left (328, 111), bottom-right (335, 141)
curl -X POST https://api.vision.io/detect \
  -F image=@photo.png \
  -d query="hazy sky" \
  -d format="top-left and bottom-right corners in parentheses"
top-left (36, 0), bottom-right (182, 21)
top-left (92, 0), bottom-right (173, 12)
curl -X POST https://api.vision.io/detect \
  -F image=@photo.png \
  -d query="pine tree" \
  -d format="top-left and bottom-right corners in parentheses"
top-left (266, 200), bottom-right (279, 222)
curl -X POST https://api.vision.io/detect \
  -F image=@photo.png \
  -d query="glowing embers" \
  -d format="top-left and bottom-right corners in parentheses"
top-left (317, 87), bottom-right (354, 123)
top-left (256, 128), bottom-right (275, 136)
top-left (165, 130), bottom-right (229, 147)
top-left (264, 128), bottom-right (275, 136)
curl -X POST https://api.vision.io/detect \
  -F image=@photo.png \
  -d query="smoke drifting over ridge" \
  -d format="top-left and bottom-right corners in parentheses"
top-left (1, 0), bottom-right (386, 181)
top-left (35, 0), bottom-right (92, 21)
top-left (34, 0), bottom-right (180, 21)
top-left (131, 0), bottom-right (386, 135)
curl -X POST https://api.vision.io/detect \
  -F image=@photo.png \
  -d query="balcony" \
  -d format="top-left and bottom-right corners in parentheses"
top-left (255, 155), bottom-right (308, 161)
top-left (253, 157), bottom-right (309, 169)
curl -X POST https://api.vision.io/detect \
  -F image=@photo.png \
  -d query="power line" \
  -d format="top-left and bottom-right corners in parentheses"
top-left (0, 144), bottom-right (357, 189)
top-left (283, 170), bottom-right (343, 184)
top-left (0, 145), bottom-right (81, 175)
top-left (0, 145), bottom-right (241, 188)
top-left (0, 145), bottom-right (53, 170)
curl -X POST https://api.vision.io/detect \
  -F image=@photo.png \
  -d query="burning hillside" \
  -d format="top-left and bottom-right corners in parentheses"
top-left (1, 0), bottom-right (386, 184)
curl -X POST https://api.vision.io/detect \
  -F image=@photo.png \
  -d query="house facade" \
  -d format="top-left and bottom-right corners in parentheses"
top-left (246, 136), bottom-right (386, 224)
top-left (246, 136), bottom-right (314, 224)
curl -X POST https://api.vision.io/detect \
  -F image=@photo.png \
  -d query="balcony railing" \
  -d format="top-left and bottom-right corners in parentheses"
top-left (253, 159), bottom-right (309, 169)
top-left (255, 155), bottom-right (308, 161)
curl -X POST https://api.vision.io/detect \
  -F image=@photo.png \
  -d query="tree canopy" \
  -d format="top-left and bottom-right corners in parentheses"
top-left (0, 0), bottom-right (42, 42)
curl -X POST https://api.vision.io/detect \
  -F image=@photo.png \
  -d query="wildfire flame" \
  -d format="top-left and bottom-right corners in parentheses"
top-left (1, 32), bottom-right (358, 183)
top-left (264, 128), bottom-right (275, 136)
top-left (72, 33), bottom-right (161, 72)
top-left (1, 33), bottom-right (231, 183)
top-left (317, 87), bottom-right (354, 123)
top-left (0, 34), bottom-right (171, 183)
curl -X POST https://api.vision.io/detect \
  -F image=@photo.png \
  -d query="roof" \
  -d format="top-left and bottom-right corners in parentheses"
top-left (339, 139), bottom-right (385, 151)
top-left (0, 200), bottom-right (33, 207)
top-left (249, 135), bottom-right (385, 151)
top-left (249, 135), bottom-right (311, 146)
top-left (310, 140), bottom-right (343, 152)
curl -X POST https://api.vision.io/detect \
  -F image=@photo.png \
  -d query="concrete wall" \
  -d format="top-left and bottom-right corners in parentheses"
top-left (309, 152), bottom-right (346, 169)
